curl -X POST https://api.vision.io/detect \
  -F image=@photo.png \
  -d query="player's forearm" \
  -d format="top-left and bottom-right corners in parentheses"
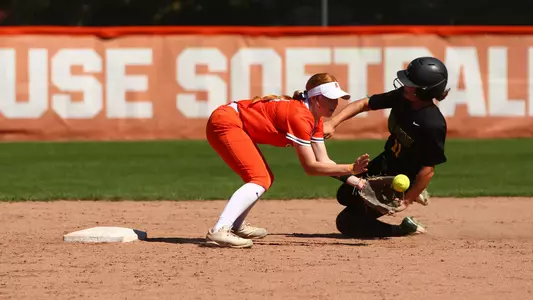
top-left (338, 175), bottom-right (366, 189)
top-left (304, 162), bottom-right (353, 177)
top-left (321, 159), bottom-right (337, 165)
top-left (315, 154), bottom-right (337, 166)
top-left (329, 98), bottom-right (369, 128)
top-left (404, 167), bottom-right (434, 204)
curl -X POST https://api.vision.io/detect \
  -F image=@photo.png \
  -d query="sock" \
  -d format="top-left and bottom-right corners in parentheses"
top-left (214, 182), bottom-right (265, 231)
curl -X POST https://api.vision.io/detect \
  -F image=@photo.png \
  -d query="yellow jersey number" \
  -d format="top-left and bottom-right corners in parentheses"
top-left (391, 138), bottom-right (402, 158)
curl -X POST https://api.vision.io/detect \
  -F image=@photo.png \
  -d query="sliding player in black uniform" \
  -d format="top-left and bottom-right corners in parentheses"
top-left (326, 56), bottom-right (450, 238)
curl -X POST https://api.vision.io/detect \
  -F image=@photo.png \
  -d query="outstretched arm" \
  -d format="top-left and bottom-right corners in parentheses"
top-left (310, 141), bottom-right (368, 188)
top-left (324, 98), bottom-right (370, 139)
top-left (311, 140), bottom-right (336, 164)
top-left (331, 174), bottom-right (366, 190)
top-left (325, 90), bottom-right (400, 139)
top-left (294, 143), bottom-right (369, 177)
top-left (329, 98), bottom-right (370, 128)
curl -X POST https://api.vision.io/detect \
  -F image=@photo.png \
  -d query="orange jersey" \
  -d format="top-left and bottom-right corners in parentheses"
top-left (232, 98), bottom-right (324, 147)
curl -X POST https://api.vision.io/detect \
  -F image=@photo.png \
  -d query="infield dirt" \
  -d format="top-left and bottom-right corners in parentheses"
top-left (1, 197), bottom-right (533, 299)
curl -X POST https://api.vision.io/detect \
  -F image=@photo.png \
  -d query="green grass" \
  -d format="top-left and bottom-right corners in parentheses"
top-left (0, 139), bottom-right (531, 201)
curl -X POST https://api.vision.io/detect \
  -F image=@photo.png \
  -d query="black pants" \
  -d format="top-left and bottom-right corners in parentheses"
top-left (334, 153), bottom-right (405, 238)
top-left (335, 184), bottom-right (405, 238)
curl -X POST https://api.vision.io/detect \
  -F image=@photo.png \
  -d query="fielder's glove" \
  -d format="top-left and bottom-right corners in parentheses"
top-left (358, 176), bottom-right (404, 215)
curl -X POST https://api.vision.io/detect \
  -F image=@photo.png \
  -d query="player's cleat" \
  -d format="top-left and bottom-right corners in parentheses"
top-left (232, 222), bottom-right (268, 239)
top-left (205, 225), bottom-right (253, 248)
top-left (415, 189), bottom-right (430, 206)
top-left (400, 216), bottom-right (427, 235)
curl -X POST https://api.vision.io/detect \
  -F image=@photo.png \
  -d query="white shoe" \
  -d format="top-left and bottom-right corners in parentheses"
top-left (232, 222), bottom-right (268, 239)
top-left (205, 225), bottom-right (253, 248)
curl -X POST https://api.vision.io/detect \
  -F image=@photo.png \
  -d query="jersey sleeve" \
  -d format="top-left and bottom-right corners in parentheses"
top-left (311, 118), bottom-right (324, 143)
top-left (420, 123), bottom-right (447, 166)
top-left (286, 110), bottom-right (315, 147)
top-left (368, 88), bottom-right (402, 110)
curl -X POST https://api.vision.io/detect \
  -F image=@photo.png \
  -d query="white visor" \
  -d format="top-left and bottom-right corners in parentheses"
top-left (307, 82), bottom-right (351, 100)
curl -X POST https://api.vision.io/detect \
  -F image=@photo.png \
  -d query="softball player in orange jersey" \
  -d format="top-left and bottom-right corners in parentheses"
top-left (205, 73), bottom-right (370, 248)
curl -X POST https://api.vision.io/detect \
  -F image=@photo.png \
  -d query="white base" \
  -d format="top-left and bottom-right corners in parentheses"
top-left (63, 226), bottom-right (147, 243)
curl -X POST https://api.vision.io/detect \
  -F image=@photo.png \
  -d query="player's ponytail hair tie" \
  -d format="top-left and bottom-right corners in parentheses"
top-left (292, 90), bottom-right (307, 101)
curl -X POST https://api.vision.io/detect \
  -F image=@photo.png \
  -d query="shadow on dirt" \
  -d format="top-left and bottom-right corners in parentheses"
top-left (255, 240), bottom-right (368, 247)
top-left (271, 232), bottom-right (392, 241)
top-left (144, 237), bottom-right (205, 244)
top-left (278, 233), bottom-right (348, 239)
top-left (142, 231), bottom-right (393, 247)
top-left (143, 235), bottom-right (371, 247)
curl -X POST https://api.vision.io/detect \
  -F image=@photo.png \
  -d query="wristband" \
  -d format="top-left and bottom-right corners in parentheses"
top-left (349, 163), bottom-right (358, 175)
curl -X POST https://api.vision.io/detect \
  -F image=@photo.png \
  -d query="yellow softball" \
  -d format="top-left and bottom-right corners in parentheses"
top-left (392, 174), bottom-right (410, 192)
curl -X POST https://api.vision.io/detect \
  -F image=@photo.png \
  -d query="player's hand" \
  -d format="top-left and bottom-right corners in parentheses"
top-left (352, 153), bottom-right (370, 174)
top-left (323, 121), bottom-right (335, 139)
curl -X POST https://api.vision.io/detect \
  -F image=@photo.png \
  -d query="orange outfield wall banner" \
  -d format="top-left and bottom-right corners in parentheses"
top-left (1, 26), bottom-right (533, 141)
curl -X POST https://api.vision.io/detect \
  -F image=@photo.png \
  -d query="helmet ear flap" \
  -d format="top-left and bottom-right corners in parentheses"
top-left (415, 79), bottom-right (447, 102)
top-left (414, 88), bottom-right (433, 102)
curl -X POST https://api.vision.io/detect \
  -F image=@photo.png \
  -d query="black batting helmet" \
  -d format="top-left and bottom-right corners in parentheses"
top-left (394, 56), bottom-right (448, 101)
